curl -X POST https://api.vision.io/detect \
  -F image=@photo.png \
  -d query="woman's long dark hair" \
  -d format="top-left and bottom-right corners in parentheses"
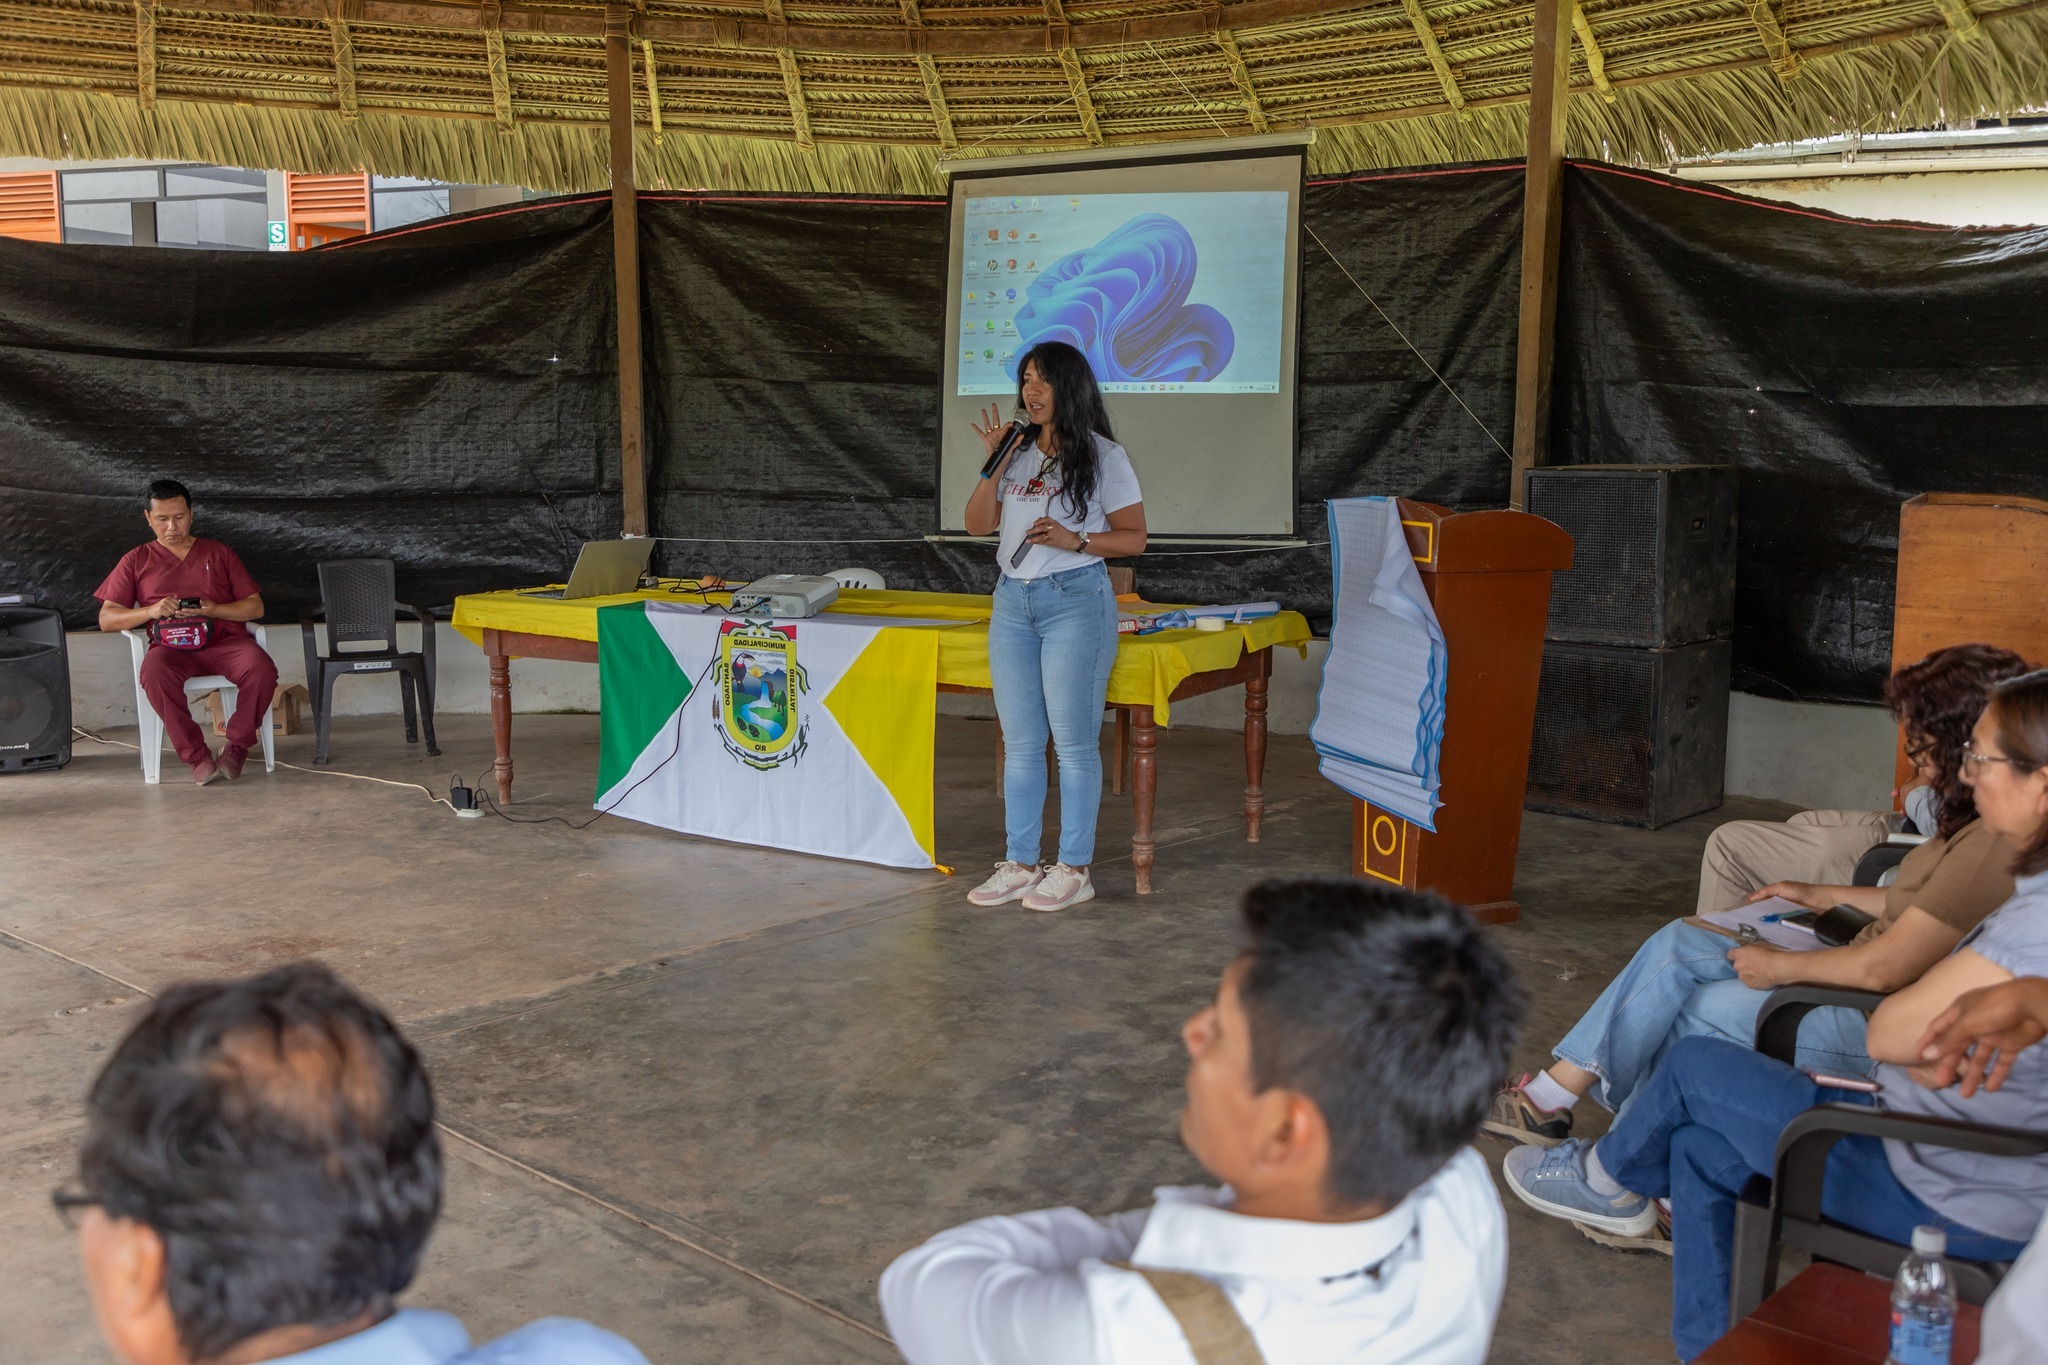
top-left (1989, 670), bottom-right (2048, 873)
top-left (1016, 341), bottom-right (1114, 518)
top-left (1886, 643), bottom-right (2034, 839)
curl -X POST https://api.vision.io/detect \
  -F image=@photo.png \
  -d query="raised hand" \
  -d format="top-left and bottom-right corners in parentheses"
top-left (969, 403), bottom-right (1007, 458)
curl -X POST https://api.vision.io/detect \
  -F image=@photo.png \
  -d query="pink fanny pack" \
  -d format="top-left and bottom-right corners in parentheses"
top-left (148, 618), bottom-right (213, 650)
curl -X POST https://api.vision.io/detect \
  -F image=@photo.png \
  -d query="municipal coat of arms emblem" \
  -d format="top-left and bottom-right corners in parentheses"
top-left (714, 620), bottom-right (808, 770)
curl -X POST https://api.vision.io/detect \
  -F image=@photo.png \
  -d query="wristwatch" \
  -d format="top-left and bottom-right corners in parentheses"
top-left (1077, 531), bottom-right (1090, 553)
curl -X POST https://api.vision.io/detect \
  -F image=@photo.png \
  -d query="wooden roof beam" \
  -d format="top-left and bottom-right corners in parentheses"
top-left (136, 0), bottom-right (156, 112)
top-left (1399, 0), bottom-right (1467, 117)
top-left (1743, 0), bottom-right (1802, 79)
top-left (901, 0), bottom-right (957, 149)
top-left (1045, 0), bottom-right (1103, 144)
top-left (1215, 30), bottom-right (1270, 132)
top-left (1571, 2), bottom-right (1616, 101)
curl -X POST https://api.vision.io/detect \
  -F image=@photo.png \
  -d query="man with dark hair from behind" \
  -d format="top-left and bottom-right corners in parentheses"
top-left (54, 962), bottom-right (648, 1365)
top-left (881, 878), bottom-right (1526, 1364)
top-left (95, 478), bottom-right (279, 786)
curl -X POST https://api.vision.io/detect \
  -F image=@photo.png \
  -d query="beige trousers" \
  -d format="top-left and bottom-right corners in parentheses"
top-left (1695, 809), bottom-right (1893, 916)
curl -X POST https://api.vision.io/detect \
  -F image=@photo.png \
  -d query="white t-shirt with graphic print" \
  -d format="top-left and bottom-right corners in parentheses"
top-left (994, 434), bottom-right (1142, 580)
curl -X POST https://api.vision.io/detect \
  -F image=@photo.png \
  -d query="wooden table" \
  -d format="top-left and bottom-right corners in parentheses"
top-left (468, 591), bottom-right (1305, 894)
top-left (1697, 1263), bottom-right (1980, 1364)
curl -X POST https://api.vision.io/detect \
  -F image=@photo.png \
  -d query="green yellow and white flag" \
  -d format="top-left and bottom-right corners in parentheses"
top-left (596, 601), bottom-right (941, 869)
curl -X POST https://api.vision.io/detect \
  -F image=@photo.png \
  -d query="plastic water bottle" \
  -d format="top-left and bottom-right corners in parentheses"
top-left (1886, 1225), bottom-right (1957, 1365)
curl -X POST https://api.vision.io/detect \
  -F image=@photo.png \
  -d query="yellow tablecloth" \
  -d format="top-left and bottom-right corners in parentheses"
top-left (452, 586), bottom-right (1310, 726)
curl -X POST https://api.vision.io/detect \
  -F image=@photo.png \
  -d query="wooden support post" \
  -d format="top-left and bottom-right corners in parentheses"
top-left (605, 5), bottom-right (649, 538)
top-left (1510, 0), bottom-right (1572, 509)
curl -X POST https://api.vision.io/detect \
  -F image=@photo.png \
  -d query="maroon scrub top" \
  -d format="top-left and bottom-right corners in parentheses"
top-left (95, 539), bottom-right (261, 640)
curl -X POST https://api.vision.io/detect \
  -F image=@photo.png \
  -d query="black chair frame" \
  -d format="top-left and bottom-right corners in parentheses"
top-left (1728, 984), bottom-right (2048, 1326)
top-left (298, 559), bottom-right (440, 765)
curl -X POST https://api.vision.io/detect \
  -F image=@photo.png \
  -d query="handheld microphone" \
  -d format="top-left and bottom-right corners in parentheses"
top-left (979, 407), bottom-right (1031, 480)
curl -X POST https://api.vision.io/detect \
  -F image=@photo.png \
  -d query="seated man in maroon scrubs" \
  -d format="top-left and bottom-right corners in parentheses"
top-left (95, 479), bottom-right (278, 785)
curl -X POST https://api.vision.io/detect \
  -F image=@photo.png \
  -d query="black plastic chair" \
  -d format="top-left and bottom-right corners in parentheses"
top-left (1726, 984), bottom-right (2048, 1327)
top-left (299, 559), bottom-right (439, 765)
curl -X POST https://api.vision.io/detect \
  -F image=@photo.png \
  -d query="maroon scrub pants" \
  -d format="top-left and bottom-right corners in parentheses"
top-left (139, 636), bottom-right (279, 768)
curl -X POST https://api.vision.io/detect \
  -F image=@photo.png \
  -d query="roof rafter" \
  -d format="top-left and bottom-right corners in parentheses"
top-left (483, 2), bottom-right (515, 129)
top-left (1572, 2), bottom-right (1617, 101)
top-left (760, 0), bottom-right (814, 149)
top-left (1743, 0), bottom-right (1803, 80)
top-left (642, 37), bottom-right (664, 142)
top-left (328, 13), bottom-right (359, 120)
top-left (135, 0), bottom-right (156, 112)
top-left (1215, 29), bottom-right (1270, 132)
top-left (1045, 0), bottom-right (1102, 144)
top-left (900, 0), bottom-right (957, 149)
top-left (1399, 0), bottom-right (1467, 117)
top-left (1932, 0), bottom-right (1982, 38)
top-left (103, 0), bottom-right (1394, 61)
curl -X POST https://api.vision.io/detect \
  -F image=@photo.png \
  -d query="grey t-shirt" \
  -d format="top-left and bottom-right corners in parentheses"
top-left (1876, 868), bottom-right (2048, 1242)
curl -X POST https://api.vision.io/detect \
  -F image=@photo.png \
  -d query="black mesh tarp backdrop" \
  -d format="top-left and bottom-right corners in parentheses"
top-left (0, 198), bottom-right (622, 624)
top-left (1552, 163), bottom-right (2048, 701)
top-left (4, 161), bottom-right (2046, 702)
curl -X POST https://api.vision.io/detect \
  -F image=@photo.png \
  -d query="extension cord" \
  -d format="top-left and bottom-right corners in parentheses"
top-left (449, 778), bottom-right (483, 818)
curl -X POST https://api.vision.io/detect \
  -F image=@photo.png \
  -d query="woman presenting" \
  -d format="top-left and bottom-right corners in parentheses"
top-left (962, 341), bottom-right (1147, 911)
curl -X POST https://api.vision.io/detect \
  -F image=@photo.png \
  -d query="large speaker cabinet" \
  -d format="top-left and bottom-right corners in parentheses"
top-left (1525, 464), bottom-right (1738, 648)
top-left (0, 605), bottom-right (71, 772)
top-left (1525, 639), bottom-right (1731, 828)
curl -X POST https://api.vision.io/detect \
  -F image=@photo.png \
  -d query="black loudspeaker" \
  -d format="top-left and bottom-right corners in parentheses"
top-left (0, 605), bottom-right (71, 772)
top-left (1525, 639), bottom-right (1730, 828)
top-left (1525, 464), bottom-right (1738, 648)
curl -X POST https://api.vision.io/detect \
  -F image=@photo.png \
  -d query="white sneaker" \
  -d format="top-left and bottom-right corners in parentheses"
top-left (968, 860), bottom-right (1042, 906)
top-left (1022, 863), bottom-right (1094, 912)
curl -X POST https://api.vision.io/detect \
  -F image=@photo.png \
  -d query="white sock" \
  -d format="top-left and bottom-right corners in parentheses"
top-left (1523, 1069), bottom-right (1580, 1114)
top-left (1583, 1145), bottom-right (1625, 1197)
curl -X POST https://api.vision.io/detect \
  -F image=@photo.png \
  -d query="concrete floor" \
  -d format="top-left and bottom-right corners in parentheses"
top-left (0, 709), bottom-right (1794, 1364)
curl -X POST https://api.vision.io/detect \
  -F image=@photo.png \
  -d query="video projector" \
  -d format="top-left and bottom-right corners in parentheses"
top-left (728, 574), bottom-right (841, 618)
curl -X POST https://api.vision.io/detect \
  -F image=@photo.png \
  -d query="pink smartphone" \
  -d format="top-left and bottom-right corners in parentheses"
top-left (1804, 1069), bottom-right (1882, 1093)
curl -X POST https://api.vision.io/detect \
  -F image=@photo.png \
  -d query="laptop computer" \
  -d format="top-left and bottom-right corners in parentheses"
top-left (517, 539), bottom-right (656, 599)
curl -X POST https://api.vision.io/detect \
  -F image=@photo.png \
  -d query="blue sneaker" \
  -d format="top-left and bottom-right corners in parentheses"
top-left (1502, 1139), bottom-right (1657, 1237)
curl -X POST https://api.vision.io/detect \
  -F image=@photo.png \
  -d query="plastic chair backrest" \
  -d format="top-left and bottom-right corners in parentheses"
top-left (318, 559), bottom-right (400, 652)
top-left (826, 567), bottom-right (885, 591)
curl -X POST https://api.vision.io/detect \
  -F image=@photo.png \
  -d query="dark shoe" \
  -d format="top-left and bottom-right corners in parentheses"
top-left (218, 744), bottom-right (248, 781)
top-left (1480, 1073), bottom-right (1574, 1147)
top-left (191, 757), bottom-right (222, 786)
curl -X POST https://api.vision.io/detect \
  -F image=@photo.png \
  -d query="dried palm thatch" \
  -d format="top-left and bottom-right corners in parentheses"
top-left (0, 0), bottom-right (2042, 193)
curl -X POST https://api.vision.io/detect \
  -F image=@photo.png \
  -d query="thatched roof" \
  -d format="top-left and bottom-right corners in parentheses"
top-left (0, 0), bottom-right (2043, 193)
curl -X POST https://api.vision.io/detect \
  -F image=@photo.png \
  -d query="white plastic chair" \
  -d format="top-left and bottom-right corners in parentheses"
top-left (122, 625), bottom-right (277, 784)
top-left (825, 567), bottom-right (886, 590)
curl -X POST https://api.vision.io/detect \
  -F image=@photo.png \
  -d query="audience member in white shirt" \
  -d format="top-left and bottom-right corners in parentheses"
top-left (880, 877), bottom-right (1527, 1365)
top-left (1914, 974), bottom-right (2048, 1365)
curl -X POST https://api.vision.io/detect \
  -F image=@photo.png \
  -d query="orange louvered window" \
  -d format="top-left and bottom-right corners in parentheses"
top-left (285, 172), bottom-right (371, 250)
top-left (0, 172), bottom-right (61, 243)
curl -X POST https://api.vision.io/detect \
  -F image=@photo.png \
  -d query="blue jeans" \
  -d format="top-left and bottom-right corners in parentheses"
top-left (1597, 1037), bottom-right (2027, 1361)
top-left (1556, 920), bottom-right (1874, 1113)
top-left (988, 563), bottom-right (1118, 867)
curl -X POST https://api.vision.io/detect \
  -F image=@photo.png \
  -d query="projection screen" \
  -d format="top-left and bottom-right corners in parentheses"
top-left (936, 145), bottom-right (1305, 539)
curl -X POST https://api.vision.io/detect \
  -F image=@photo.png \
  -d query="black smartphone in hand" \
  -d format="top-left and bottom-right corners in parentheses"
top-left (177, 598), bottom-right (201, 610)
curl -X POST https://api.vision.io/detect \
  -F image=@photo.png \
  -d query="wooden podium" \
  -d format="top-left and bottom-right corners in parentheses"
top-left (1890, 492), bottom-right (2048, 792)
top-left (1350, 500), bottom-right (1574, 924)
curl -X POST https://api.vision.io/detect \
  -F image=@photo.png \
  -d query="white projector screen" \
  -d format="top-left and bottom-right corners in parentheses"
top-left (936, 149), bottom-right (1304, 538)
